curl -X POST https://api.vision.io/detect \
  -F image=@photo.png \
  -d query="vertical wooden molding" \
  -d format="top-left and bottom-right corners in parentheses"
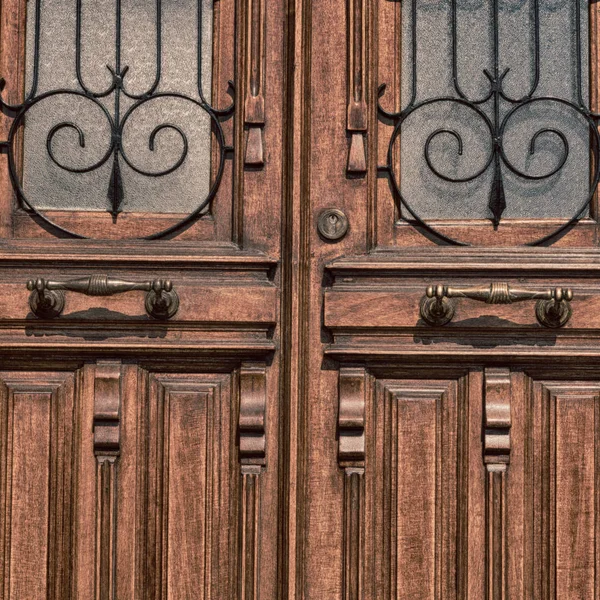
top-left (93, 361), bottom-right (121, 600)
top-left (244, 0), bottom-right (266, 167)
top-left (590, 0), bottom-right (600, 224)
top-left (239, 363), bottom-right (266, 599)
top-left (346, 0), bottom-right (368, 175)
top-left (0, 0), bottom-right (26, 236)
top-left (483, 368), bottom-right (511, 600)
top-left (338, 368), bottom-right (366, 600)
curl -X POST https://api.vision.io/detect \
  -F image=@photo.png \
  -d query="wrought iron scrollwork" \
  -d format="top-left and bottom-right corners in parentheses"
top-left (0, 0), bottom-right (234, 239)
top-left (378, 0), bottom-right (600, 246)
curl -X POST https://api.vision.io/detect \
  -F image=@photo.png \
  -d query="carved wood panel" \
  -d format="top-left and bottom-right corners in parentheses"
top-left (332, 364), bottom-right (600, 600)
top-left (0, 370), bottom-right (79, 600)
top-left (367, 373), bottom-right (475, 599)
top-left (0, 360), bottom-right (269, 600)
top-left (136, 372), bottom-right (235, 599)
top-left (507, 374), bottom-right (600, 599)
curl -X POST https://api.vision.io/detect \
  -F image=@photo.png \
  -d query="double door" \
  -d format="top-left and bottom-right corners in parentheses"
top-left (1, 0), bottom-right (600, 598)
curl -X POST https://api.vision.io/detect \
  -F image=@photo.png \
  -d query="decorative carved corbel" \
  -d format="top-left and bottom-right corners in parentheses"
top-left (93, 360), bottom-right (122, 600)
top-left (484, 368), bottom-right (511, 600)
top-left (244, 0), bottom-right (266, 167)
top-left (338, 368), bottom-right (366, 600)
top-left (346, 0), bottom-right (368, 174)
top-left (339, 367), bottom-right (366, 464)
top-left (238, 363), bottom-right (267, 600)
top-left (239, 363), bottom-right (266, 465)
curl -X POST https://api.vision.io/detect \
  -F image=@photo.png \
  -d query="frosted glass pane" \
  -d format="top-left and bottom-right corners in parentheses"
top-left (22, 0), bottom-right (213, 214)
top-left (400, 0), bottom-right (590, 221)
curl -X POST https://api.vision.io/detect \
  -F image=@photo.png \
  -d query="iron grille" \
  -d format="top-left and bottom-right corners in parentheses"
top-left (0, 0), bottom-right (233, 239)
top-left (378, 0), bottom-right (600, 246)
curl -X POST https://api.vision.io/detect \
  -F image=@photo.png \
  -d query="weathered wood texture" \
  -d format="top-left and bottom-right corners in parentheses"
top-left (2, 0), bottom-right (600, 598)
top-left (0, 363), bottom-right (274, 600)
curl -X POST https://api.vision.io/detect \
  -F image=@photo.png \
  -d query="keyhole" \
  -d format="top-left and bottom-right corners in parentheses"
top-left (327, 213), bottom-right (339, 233)
top-left (317, 208), bottom-right (348, 241)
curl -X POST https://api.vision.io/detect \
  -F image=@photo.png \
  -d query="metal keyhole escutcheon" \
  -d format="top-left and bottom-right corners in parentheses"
top-left (317, 208), bottom-right (349, 241)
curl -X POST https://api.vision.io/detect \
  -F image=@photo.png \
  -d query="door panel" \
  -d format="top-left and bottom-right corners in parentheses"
top-left (510, 375), bottom-right (600, 599)
top-left (369, 375), bottom-right (473, 600)
top-left (337, 368), bottom-right (484, 599)
top-left (318, 249), bottom-right (600, 598)
top-left (335, 363), bottom-right (600, 599)
top-left (0, 371), bottom-right (78, 600)
top-left (0, 360), bottom-right (270, 600)
top-left (120, 369), bottom-right (237, 600)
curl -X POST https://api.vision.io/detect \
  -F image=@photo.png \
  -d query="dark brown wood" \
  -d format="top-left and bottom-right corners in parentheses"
top-left (346, 0), bottom-right (368, 175)
top-left (2, 0), bottom-right (600, 597)
top-left (0, 0), bottom-right (283, 593)
top-left (93, 361), bottom-right (121, 600)
top-left (484, 368), bottom-right (511, 600)
top-left (243, 0), bottom-right (266, 167)
top-left (338, 368), bottom-right (366, 600)
top-left (0, 0), bottom-right (26, 237)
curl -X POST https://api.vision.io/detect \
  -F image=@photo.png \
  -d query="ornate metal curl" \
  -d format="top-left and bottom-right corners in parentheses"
top-left (378, 0), bottom-right (600, 247)
top-left (0, 0), bottom-right (235, 239)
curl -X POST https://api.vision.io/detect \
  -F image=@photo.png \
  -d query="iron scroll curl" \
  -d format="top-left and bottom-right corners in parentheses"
top-left (378, 0), bottom-right (600, 247)
top-left (0, 0), bottom-right (235, 240)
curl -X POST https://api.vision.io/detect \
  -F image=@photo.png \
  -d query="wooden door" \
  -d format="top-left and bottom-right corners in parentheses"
top-left (294, 0), bottom-right (600, 599)
top-left (2, 0), bottom-right (600, 599)
top-left (0, 0), bottom-right (284, 598)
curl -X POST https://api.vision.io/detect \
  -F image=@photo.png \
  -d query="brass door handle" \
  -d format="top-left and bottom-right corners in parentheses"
top-left (420, 282), bottom-right (573, 328)
top-left (27, 275), bottom-right (179, 320)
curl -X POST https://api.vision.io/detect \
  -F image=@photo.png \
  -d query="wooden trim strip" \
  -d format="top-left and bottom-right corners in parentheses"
top-left (483, 368), bottom-right (511, 600)
top-left (338, 368), bottom-right (366, 600)
top-left (93, 361), bottom-right (121, 600)
top-left (326, 247), bottom-right (600, 275)
top-left (240, 465), bottom-right (261, 600)
top-left (342, 467), bottom-right (364, 600)
top-left (589, 0), bottom-right (600, 226)
top-left (346, 0), bottom-right (368, 174)
top-left (0, 0), bottom-right (26, 237)
top-left (238, 363), bottom-right (267, 599)
top-left (244, 0), bottom-right (266, 167)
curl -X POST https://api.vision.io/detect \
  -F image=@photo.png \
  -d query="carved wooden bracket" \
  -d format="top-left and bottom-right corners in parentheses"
top-left (338, 367), bottom-right (366, 465)
top-left (346, 0), bottom-right (368, 175)
top-left (484, 368), bottom-right (511, 600)
top-left (238, 363), bottom-right (266, 600)
top-left (93, 360), bottom-right (122, 600)
top-left (338, 368), bottom-right (366, 600)
top-left (484, 367), bottom-right (511, 467)
top-left (244, 0), bottom-right (266, 167)
top-left (93, 360), bottom-right (121, 457)
top-left (239, 363), bottom-right (267, 465)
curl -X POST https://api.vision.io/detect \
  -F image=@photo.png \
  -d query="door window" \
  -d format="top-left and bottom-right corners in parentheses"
top-left (1, 0), bottom-right (236, 239)
top-left (377, 0), bottom-right (600, 245)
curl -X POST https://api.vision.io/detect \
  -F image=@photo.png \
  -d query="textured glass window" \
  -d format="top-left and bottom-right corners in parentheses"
top-left (22, 0), bottom-right (213, 214)
top-left (400, 0), bottom-right (589, 222)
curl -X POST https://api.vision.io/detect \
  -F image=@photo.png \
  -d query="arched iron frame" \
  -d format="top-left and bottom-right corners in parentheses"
top-left (0, 0), bottom-right (235, 239)
top-left (378, 0), bottom-right (600, 247)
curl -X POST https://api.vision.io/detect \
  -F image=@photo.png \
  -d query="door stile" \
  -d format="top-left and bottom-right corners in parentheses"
top-left (483, 368), bottom-right (511, 600)
top-left (92, 361), bottom-right (122, 600)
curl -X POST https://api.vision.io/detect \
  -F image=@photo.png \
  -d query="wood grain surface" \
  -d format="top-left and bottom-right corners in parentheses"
top-left (0, 0), bottom-right (600, 598)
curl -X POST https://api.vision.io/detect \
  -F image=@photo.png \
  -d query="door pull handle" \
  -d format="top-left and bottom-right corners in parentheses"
top-left (26, 275), bottom-right (179, 320)
top-left (420, 282), bottom-right (573, 328)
